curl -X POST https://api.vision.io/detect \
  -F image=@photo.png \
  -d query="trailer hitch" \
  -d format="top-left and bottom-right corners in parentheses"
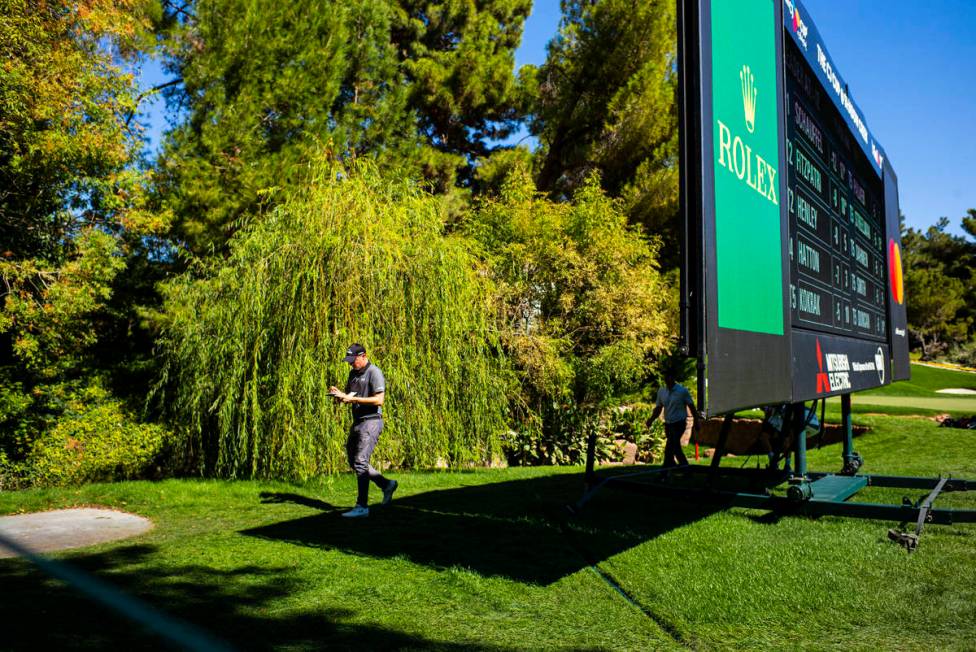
top-left (887, 476), bottom-right (950, 551)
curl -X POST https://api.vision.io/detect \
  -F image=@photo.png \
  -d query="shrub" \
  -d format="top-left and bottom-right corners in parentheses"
top-left (501, 403), bottom-right (611, 466)
top-left (501, 403), bottom-right (667, 467)
top-left (0, 368), bottom-right (35, 460)
top-left (26, 386), bottom-right (171, 486)
top-left (613, 402), bottom-right (667, 463)
top-left (468, 166), bottom-right (675, 465)
top-left (946, 339), bottom-right (976, 369)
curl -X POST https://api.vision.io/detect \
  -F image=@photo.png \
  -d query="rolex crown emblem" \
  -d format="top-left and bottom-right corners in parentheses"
top-left (740, 65), bottom-right (757, 133)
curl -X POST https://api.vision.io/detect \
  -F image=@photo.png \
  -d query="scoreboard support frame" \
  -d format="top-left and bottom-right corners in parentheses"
top-left (578, 393), bottom-right (976, 550)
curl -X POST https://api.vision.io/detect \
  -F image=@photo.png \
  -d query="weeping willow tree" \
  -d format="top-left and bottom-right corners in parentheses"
top-left (156, 163), bottom-right (510, 479)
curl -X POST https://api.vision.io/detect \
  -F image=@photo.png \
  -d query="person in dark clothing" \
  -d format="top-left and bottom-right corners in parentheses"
top-left (329, 343), bottom-right (397, 518)
top-left (648, 370), bottom-right (701, 468)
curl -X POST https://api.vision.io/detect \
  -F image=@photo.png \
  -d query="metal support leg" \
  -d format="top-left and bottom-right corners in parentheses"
top-left (584, 433), bottom-right (597, 488)
top-left (888, 475), bottom-right (951, 551)
top-left (841, 394), bottom-right (853, 460)
top-left (793, 403), bottom-right (808, 479)
top-left (788, 403), bottom-right (813, 501)
top-left (707, 414), bottom-right (734, 489)
top-left (841, 394), bottom-right (862, 475)
top-left (915, 476), bottom-right (949, 536)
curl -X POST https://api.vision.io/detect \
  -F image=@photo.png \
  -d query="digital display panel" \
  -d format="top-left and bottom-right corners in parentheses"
top-left (785, 38), bottom-right (888, 343)
top-left (678, 0), bottom-right (911, 415)
top-left (711, 0), bottom-right (785, 336)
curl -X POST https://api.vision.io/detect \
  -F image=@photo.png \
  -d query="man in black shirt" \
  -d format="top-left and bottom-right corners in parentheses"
top-left (329, 343), bottom-right (397, 518)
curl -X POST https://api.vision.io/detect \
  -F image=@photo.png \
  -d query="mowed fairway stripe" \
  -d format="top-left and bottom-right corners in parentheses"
top-left (850, 395), bottom-right (976, 412)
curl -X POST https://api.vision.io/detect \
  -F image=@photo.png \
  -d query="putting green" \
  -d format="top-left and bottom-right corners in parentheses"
top-left (836, 395), bottom-right (976, 412)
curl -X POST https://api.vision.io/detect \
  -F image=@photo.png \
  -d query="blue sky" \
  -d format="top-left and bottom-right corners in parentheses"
top-left (801, 0), bottom-right (976, 235)
top-left (138, 1), bottom-right (975, 236)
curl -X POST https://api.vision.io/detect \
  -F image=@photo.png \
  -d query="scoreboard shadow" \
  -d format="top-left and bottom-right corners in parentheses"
top-left (242, 471), bottom-right (723, 586)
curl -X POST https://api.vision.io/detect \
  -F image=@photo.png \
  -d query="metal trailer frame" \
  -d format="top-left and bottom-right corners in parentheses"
top-left (578, 394), bottom-right (976, 550)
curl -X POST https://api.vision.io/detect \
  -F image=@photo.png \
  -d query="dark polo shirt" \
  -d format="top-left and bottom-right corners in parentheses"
top-left (344, 362), bottom-right (386, 422)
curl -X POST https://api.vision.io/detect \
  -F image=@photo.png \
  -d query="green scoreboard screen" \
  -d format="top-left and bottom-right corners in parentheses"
top-left (679, 0), bottom-right (910, 416)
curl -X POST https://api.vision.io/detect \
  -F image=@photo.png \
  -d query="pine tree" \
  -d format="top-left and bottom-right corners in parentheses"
top-left (393, 0), bottom-right (532, 159)
top-left (901, 213), bottom-right (976, 357)
top-left (158, 0), bottom-right (531, 256)
top-left (530, 0), bottom-right (679, 263)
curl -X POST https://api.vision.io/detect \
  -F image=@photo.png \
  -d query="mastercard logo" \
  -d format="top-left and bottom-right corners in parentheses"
top-left (888, 239), bottom-right (904, 304)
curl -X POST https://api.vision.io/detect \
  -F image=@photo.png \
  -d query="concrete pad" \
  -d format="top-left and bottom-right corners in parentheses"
top-left (0, 508), bottom-right (153, 558)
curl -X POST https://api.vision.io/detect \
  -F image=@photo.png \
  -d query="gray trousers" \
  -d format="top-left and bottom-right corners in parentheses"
top-left (346, 418), bottom-right (390, 507)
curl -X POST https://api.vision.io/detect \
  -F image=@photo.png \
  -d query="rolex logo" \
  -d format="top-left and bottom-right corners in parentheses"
top-left (739, 65), bottom-right (757, 133)
top-left (715, 62), bottom-right (778, 207)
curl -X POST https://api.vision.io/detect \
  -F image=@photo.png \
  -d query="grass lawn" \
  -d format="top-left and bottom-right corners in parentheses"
top-left (860, 363), bottom-right (976, 398)
top-left (848, 395), bottom-right (976, 412)
top-left (818, 363), bottom-right (976, 417)
top-left (2, 414), bottom-right (975, 650)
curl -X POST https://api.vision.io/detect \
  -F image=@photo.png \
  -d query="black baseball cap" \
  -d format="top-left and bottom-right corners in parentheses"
top-left (343, 343), bottom-right (366, 363)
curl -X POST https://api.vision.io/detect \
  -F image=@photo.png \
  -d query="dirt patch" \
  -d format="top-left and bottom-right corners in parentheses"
top-left (695, 417), bottom-right (868, 455)
top-left (0, 508), bottom-right (153, 558)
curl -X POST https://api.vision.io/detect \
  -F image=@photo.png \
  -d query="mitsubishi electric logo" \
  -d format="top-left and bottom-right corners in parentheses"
top-left (740, 65), bottom-right (757, 133)
top-left (815, 339), bottom-right (852, 393)
top-left (816, 340), bottom-right (887, 393)
top-left (815, 339), bottom-right (831, 393)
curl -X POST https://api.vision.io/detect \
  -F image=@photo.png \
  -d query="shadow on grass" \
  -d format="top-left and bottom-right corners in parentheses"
top-left (259, 491), bottom-right (336, 511)
top-left (0, 543), bottom-right (515, 651)
top-left (0, 470), bottom-right (728, 650)
top-left (243, 470), bottom-right (724, 586)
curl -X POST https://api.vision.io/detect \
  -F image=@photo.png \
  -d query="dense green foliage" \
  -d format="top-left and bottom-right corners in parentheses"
top-left (0, 0), bottom-right (171, 485)
top-left (0, 374), bottom-right (170, 489)
top-left (947, 340), bottom-right (976, 368)
top-left (902, 211), bottom-right (976, 360)
top-left (530, 0), bottom-right (679, 263)
top-left (25, 381), bottom-right (171, 487)
top-left (156, 164), bottom-right (509, 478)
top-left (0, 231), bottom-right (123, 380)
top-left (0, 0), bottom-right (163, 260)
top-left (466, 166), bottom-right (674, 463)
top-left (158, 0), bottom-right (532, 255)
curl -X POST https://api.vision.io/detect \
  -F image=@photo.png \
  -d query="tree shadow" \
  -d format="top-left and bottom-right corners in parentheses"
top-left (0, 543), bottom-right (517, 651)
top-left (242, 469), bottom-right (725, 586)
top-left (259, 491), bottom-right (336, 511)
